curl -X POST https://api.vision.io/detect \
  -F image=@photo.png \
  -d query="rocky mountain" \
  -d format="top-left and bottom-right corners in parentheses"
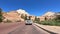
top-left (17, 9), bottom-right (29, 16)
top-left (2, 9), bottom-right (29, 22)
top-left (39, 12), bottom-right (55, 21)
top-left (43, 12), bottom-right (55, 16)
top-left (2, 9), bottom-right (56, 22)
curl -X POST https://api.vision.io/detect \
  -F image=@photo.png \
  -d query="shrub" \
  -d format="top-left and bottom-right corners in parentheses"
top-left (4, 19), bottom-right (12, 23)
top-left (40, 20), bottom-right (60, 26)
top-left (16, 20), bottom-right (21, 22)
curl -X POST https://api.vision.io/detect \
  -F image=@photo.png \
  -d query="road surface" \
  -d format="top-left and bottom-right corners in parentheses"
top-left (8, 23), bottom-right (49, 34)
top-left (0, 22), bottom-right (49, 34)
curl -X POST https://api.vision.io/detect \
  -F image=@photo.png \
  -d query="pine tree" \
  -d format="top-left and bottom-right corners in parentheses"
top-left (24, 14), bottom-right (27, 20)
top-left (21, 14), bottom-right (27, 20)
top-left (0, 8), bottom-right (3, 22)
top-left (34, 16), bottom-right (40, 23)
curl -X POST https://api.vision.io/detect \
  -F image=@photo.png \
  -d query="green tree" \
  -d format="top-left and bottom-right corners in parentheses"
top-left (45, 17), bottom-right (47, 20)
top-left (24, 14), bottom-right (27, 20)
top-left (21, 14), bottom-right (25, 19)
top-left (34, 16), bottom-right (40, 23)
top-left (28, 16), bottom-right (31, 20)
top-left (21, 14), bottom-right (27, 20)
top-left (0, 8), bottom-right (3, 22)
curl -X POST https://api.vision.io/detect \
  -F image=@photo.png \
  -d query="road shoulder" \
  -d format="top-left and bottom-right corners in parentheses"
top-left (34, 23), bottom-right (60, 34)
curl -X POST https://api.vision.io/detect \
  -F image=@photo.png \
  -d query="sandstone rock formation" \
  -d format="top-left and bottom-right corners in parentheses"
top-left (2, 9), bottom-right (30, 22)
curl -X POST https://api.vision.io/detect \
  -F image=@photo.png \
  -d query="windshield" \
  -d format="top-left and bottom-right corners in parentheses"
top-left (0, 0), bottom-right (60, 34)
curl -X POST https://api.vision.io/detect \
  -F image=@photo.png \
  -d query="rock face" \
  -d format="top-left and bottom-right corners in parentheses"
top-left (2, 9), bottom-right (56, 22)
top-left (39, 12), bottom-right (55, 21)
top-left (17, 9), bottom-right (29, 16)
top-left (44, 12), bottom-right (55, 20)
top-left (3, 11), bottom-right (21, 22)
top-left (2, 9), bottom-right (29, 22)
top-left (39, 16), bottom-right (45, 21)
top-left (43, 12), bottom-right (55, 16)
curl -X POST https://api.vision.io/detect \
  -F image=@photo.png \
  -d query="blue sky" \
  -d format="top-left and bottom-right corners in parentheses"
top-left (0, 0), bottom-right (60, 16)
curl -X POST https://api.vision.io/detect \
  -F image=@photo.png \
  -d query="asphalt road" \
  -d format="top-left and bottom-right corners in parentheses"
top-left (8, 23), bottom-right (49, 34)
